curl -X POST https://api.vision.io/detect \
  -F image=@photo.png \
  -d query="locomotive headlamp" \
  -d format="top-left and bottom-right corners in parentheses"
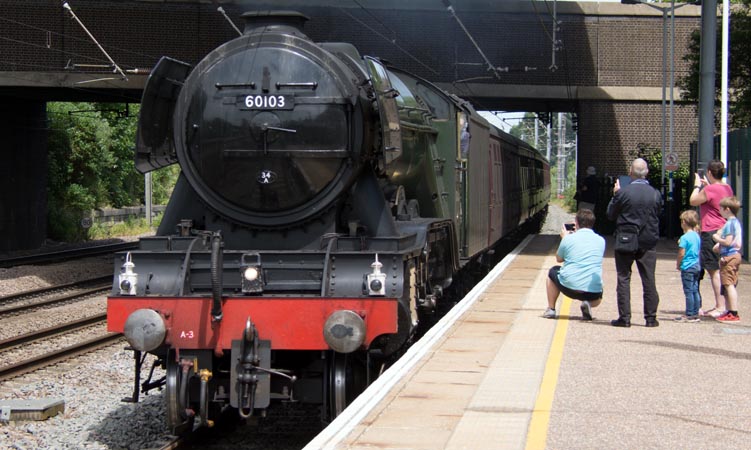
top-left (118, 252), bottom-right (138, 296)
top-left (243, 267), bottom-right (259, 282)
top-left (240, 253), bottom-right (264, 294)
top-left (366, 254), bottom-right (386, 296)
top-left (369, 279), bottom-right (383, 292)
top-left (323, 310), bottom-right (366, 353)
top-left (123, 309), bottom-right (166, 352)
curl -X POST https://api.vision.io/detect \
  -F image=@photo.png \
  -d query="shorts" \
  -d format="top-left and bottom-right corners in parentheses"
top-left (719, 253), bottom-right (741, 286)
top-left (548, 266), bottom-right (602, 301)
top-left (700, 232), bottom-right (720, 271)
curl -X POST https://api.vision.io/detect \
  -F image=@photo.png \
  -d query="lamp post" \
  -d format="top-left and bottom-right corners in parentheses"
top-left (622, 0), bottom-right (695, 238)
top-left (621, 0), bottom-right (691, 189)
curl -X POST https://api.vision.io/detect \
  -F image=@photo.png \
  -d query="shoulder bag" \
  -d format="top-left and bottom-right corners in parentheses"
top-left (615, 224), bottom-right (640, 253)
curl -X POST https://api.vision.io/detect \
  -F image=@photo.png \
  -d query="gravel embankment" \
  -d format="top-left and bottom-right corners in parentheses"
top-left (540, 203), bottom-right (574, 235)
top-left (0, 241), bottom-right (173, 450)
top-left (0, 297), bottom-right (106, 342)
top-left (0, 256), bottom-right (114, 297)
top-left (0, 343), bottom-right (171, 450)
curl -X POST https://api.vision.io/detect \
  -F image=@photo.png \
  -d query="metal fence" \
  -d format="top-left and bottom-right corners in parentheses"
top-left (580, 176), bottom-right (687, 239)
top-left (90, 205), bottom-right (166, 226)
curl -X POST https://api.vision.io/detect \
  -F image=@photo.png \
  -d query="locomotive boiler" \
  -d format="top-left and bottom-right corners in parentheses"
top-left (107, 10), bottom-right (549, 432)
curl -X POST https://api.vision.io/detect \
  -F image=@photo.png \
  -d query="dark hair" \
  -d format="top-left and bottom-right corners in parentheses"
top-left (708, 160), bottom-right (725, 180)
top-left (576, 208), bottom-right (596, 229)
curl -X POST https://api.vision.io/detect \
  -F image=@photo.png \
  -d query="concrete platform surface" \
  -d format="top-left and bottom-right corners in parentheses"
top-left (307, 232), bottom-right (750, 449)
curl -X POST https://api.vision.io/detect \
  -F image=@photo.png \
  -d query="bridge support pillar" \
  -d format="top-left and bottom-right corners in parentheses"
top-left (0, 98), bottom-right (47, 252)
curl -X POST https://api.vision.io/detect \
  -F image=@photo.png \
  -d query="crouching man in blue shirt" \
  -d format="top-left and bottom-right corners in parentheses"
top-left (543, 208), bottom-right (606, 321)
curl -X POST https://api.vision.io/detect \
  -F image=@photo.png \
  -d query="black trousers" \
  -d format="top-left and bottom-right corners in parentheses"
top-left (614, 247), bottom-right (660, 322)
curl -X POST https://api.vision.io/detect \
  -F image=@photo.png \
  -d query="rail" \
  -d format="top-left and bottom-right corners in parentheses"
top-left (0, 242), bottom-right (137, 268)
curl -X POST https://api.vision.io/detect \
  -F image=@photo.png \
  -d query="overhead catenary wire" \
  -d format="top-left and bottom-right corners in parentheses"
top-left (217, 6), bottom-right (242, 37)
top-left (62, 2), bottom-right (128, 81)
top-left (530, 0), bottom-right (555, 44)
top-left (0, 14), bottom-right (159, 63)
top-left (441, 0), bottom-right (504, 79)
top-left (0, 7), bottom-right (148, 98)
top-left (351, 0), bottom-right (398, 43)
top-left (338, 6), bottom-right (440, 76)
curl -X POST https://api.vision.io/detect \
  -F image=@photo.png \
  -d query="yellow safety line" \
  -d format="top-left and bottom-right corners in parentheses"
top-left (524, 296), bottom-right (571, 450)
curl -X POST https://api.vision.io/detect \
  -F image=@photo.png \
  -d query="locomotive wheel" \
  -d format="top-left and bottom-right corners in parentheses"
top-left (326, 352), bottom-right (369, 421)
top-left (165, 353), bottom-right (192, 432)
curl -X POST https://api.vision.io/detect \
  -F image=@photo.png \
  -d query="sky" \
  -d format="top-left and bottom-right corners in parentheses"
top-left (478, 111), bottom-right (526, 133)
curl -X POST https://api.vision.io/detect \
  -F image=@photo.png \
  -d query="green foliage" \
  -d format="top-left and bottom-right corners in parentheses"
top-left (46, 102), bottom-right (180, 241)
top-left (152, 165), bottom-right (181, 204)
top-left (627, 144), bottom-right (690, 190)
top-left (509, 112), bottom-right (577, 163)
top-left (88, 213), bottom-right (164, 240)
top-left (549, 150), bottom-right (578, 213)
top-left (679, 4), bottom-right (751, 128)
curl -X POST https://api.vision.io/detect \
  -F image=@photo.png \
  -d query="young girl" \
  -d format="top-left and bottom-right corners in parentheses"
top-left (675, 210), bottom-right (702, 322)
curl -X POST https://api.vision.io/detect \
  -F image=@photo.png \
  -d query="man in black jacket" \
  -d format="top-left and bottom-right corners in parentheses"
top-left (606, 158), bottom-right (662, 327)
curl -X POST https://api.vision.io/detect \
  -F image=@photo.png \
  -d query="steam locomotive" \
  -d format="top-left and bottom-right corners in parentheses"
top-left (107, 11), bottom-right (549, 433)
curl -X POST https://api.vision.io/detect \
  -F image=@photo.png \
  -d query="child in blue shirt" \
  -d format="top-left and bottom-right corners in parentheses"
top-left (713, 196), bottom-right (743, 322)
top-left (675, 210), bottom-right (702, 322)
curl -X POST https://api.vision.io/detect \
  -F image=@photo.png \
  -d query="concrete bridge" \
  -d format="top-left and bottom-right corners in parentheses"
top-left (0, 0), bottom-right (703, 250)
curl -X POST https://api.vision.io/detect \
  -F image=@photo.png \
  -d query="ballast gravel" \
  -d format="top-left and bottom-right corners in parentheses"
top-left (0, 343), bottom-right (173, 449)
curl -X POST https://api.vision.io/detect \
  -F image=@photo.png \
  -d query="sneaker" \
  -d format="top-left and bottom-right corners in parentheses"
top-left (686, 316), bottom-right (700, 323)
top-left (709, 309), bottom-right (727, 318)
top-left (580, 301), bottom-right (593, 321)
top-left (717, 312), bottom-right (740, 322)
top-left (674, 315), bottom-right (688, 322)
top-left (543, 308), bottom-right (556, 319)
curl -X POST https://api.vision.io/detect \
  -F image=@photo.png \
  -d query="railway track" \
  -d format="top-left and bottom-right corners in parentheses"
top-left (0, 314), bottom-right (120, 382)
top-left (0, 276), bottom-right (112, 316)
top-left (0, 241), bottom-right (137, 268)
top-left (0, 273), bottom-right (118, 382)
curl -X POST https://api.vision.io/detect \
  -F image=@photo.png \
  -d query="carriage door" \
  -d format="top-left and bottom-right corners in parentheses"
top-left (364, 57), bottom-right (402, 171)
top-left (489, 140), bottom-right (504, 245)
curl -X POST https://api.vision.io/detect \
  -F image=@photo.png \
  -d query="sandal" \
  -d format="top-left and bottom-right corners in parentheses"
top-left (699, 308), bottom-right (716, 317)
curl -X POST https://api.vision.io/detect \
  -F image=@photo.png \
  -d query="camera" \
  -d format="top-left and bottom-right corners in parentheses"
top-left (564, 223), bottom-right (575, 231)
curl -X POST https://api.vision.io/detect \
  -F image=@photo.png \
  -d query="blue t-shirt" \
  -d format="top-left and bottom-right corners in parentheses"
top-left (678, 230), bottom-right (700, 271)
top-left (719, 217), bottom-right (742, 256)
top-left (557, 228), bottom-right (606, 292)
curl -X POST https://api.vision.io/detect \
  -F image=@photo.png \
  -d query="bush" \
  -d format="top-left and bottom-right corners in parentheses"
top-left (46, 102), bottom-right (179, 241)
top-left (87, 213), bottom-right (163, 240)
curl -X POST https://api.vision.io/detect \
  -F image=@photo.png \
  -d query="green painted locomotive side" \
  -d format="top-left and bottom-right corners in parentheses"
top-left (385, 67), bottom-right (549, 261)
top-left (383, 70), bottom-right (455, 223)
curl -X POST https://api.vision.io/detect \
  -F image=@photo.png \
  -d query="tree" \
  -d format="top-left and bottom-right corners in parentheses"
top-left (679, 1), bottom-right (751, 128)
top-left (509, 112), bottom-right (540, 145)
top-left (47, 102), bottom-right (118, 240)
top-left (46, 102), bottom-right (180, 240)
top-left (509, 112), bottom-right (577, 165)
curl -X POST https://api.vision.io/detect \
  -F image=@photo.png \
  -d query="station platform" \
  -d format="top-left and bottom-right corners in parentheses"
top-left (305, 232), bottom-right (751, 449)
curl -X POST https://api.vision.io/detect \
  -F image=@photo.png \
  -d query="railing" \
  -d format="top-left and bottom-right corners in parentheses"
top-left (90, 205), bottom-right (166, 225)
